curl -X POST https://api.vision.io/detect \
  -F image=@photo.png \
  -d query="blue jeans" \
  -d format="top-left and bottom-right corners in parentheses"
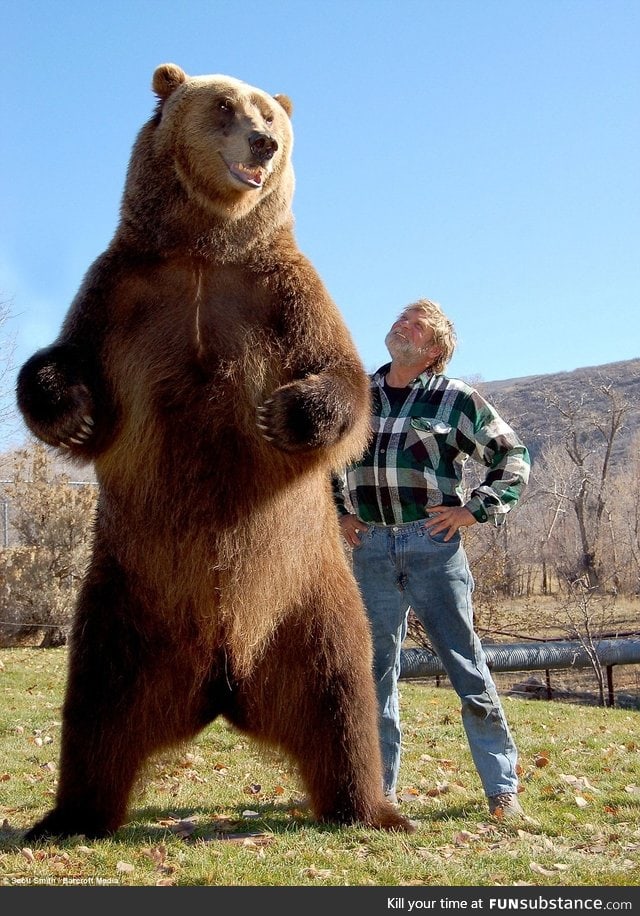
top-left (352, 519), bottom-right (519, 799)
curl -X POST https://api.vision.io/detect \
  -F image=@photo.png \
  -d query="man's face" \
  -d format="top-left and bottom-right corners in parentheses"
top-left (385, 309), bottom-right (438, 365)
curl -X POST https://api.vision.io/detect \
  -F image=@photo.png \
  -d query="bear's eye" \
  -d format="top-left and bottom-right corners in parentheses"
top-left (263, 112), bottom-right (274, 126)
top-left (217, 99), bottom-right (234, 115)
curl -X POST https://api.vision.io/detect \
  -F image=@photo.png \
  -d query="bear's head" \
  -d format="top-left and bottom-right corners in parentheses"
top-left (119, 64), bottom-right (296, 255)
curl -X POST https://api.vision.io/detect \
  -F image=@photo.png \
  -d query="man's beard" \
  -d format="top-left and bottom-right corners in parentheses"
top-left (385, 330), bottom-right (428, 365)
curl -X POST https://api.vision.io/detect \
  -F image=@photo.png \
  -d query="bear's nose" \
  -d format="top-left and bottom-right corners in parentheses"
top-left (249, 131), bottom-right (279, 163)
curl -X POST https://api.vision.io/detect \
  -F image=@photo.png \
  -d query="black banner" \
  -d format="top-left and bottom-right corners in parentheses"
top-left (1, 884), bottom-right (638, 912)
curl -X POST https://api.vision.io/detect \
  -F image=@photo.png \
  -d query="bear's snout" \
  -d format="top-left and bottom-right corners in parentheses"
top-left (249, 130), bottom-right (278, 163)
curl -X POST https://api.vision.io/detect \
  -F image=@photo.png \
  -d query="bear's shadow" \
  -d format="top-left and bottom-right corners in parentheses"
top-left (7, 802), bottom-right (528, 849)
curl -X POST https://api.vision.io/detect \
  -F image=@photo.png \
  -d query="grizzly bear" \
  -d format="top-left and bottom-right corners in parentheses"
top-left (17, 64), bottom-right (413, 840)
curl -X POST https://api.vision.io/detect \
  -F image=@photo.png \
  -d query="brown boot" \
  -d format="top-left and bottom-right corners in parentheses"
top-left (488, 793), bottom-right (524, 819)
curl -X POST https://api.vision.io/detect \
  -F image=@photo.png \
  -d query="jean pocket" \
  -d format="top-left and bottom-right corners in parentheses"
top-left (353, 525), bottom-right (373, 550)
top-left (424, 525), bottom-right (460, 546)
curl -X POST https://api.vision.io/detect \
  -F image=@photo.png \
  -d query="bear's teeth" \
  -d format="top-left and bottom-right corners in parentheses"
top-left (228, 162), bottom-right (263, 187)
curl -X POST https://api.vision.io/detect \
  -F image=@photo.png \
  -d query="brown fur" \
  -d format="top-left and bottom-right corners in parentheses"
top-left (17, 64), bottom-right (413, 839)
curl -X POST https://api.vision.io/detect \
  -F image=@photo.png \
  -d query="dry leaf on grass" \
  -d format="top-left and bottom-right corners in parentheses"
top-left (561, 774), bottom-right (598, 792)
top-left (453, 830), bottom-right (479, 846)
top-left (116, 861), bottom-right (135, 873)
top-left (530, 862), bottom-right (557, 877)
top-left (214, 832), bottom-right (274, 846)
top-left (143, 845), bottom-right (167, 865)
top-left (530, 861), bottom-right (571, 876)
top-left (182, 769), bottom-right (206, 783)
top-left (158, 816), bottom-right (199, 838)
top-left (304, 865), bottom-right (332, 879)
top-left (425, 782), bottom-right (450, 797)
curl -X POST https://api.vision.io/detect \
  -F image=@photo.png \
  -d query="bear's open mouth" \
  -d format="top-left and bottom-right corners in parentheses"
top-left (225, 160), bottom-right (266, 189)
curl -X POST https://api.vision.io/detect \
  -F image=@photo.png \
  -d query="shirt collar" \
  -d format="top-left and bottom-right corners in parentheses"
top-left (372, 363), bottom-right (436, 388)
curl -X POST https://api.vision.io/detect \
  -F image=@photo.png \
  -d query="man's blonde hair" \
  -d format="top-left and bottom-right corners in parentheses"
top-left (402, 299), bottom-right (457, 374)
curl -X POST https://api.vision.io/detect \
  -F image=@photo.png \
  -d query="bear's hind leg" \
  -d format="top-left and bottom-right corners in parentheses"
top-left (25, 558), bottom-right (205, 841)
top-left (229, 593), bottom-right (415, 834)
top-left (25, 696), bottom-right (149, 841)
top-left (25, 659), bottom-right (206, 841)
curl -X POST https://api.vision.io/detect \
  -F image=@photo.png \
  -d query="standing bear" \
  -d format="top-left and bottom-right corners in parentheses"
top-left (17, 64), bottom-right (413, 839)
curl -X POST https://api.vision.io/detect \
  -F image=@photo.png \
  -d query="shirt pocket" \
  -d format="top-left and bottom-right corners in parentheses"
top-left (404, 418), bottom-right (453, 463)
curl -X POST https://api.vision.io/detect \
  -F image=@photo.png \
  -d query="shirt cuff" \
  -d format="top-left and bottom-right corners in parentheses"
top-left (465, 495), bottom-right (489, 524)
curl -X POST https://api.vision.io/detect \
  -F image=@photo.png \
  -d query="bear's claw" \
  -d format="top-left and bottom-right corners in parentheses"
top-left (256, 403), bottom-right (275, 441)
top-left (58, 415), bottom-right (95, 448)
top-left (256, 383), bottom-right (342, 453)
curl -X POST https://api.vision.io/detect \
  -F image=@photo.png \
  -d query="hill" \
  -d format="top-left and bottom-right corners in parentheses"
top-left (479, 357), bottom-right (640, 464)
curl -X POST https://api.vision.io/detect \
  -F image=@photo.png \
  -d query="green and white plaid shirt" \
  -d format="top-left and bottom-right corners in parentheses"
top-left (333, 364), bottom-right (530, 526)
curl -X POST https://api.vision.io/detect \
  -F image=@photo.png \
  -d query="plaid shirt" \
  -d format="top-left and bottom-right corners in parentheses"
top-left (333, 363), bottom-right (530, 526)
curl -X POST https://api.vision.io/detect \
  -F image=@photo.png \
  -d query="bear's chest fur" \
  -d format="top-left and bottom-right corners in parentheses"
top-left (105, 257), bottom-right (287, 420)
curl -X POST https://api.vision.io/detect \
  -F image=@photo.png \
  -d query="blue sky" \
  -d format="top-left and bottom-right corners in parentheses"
top-left (1, 0), bottom-right (639, 447)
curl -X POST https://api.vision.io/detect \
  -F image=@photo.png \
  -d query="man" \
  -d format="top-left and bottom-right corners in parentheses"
top-left (333, 299), bottom-right (531, 818)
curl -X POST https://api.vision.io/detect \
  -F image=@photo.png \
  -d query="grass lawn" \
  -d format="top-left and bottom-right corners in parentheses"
top-left (1, 647), bottom-right (639, 887)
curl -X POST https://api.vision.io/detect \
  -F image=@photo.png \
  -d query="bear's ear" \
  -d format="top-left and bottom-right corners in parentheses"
top-left (274, 94), bottom-right (293, 118)
top-left (152, 63), bottom-right (188, 101)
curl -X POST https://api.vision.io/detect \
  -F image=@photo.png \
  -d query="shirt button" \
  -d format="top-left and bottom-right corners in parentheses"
top-left (392, 526), bottom-right (399, 532)
top-left (380, 448), bottom-right (386, 454)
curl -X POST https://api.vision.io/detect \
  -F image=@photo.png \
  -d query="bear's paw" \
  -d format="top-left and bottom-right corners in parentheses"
top-left (256, 378), bottom-right (350, 453)
top-left (16, 345), bottom-right (97, 453)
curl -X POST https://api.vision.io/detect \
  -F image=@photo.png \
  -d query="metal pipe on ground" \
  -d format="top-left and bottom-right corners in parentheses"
top-left (400, 637), bottom-right (640, 680)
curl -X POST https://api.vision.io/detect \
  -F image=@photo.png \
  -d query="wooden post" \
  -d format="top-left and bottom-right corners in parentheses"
top-left (606, 665), bottom-right (615, 708)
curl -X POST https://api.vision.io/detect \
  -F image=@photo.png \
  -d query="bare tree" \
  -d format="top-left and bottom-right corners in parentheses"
top-left (541, 379), bottom-right (632, 590)
top-left (0, 298), bottom-right (17, 443)
top-left (607, 431), bottom-right (640, 595)
top-left (555, 579), bottom-right (620, 707)
top-left (0, 442), bottom-right (97, 646)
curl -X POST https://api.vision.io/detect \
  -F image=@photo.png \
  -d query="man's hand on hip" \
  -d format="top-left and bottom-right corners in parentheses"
top-left (423, 505), bottom-right (476, 541)
top-left (339, 514), bottom-right (367, 548)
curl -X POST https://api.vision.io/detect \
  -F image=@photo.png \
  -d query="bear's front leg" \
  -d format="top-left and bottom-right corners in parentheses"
top-left (256, 374), bottom-right (356, 453)
top-left (16, 344), bottom-right (102, 455)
